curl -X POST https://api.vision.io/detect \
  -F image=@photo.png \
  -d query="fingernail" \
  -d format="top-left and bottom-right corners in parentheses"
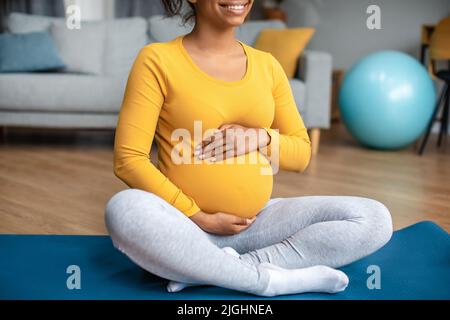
top-left (210, 157), bottom-right (216, 162)
top-left (198, 154), bottom-right (204, 159)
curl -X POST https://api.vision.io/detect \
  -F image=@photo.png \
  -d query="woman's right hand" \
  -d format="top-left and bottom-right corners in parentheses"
top-left (190, 210), bottom-right (256, 235)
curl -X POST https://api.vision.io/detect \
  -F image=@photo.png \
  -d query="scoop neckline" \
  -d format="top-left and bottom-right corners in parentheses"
top-left (176, 34), bottom-right (252, 87)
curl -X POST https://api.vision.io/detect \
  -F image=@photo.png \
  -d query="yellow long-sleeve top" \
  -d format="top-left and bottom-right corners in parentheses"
top-left (114, 35), bottom-right (311, 218)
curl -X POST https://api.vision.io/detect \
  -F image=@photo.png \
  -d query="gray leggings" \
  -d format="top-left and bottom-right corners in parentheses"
top-left (105, 189), bottom-right (393, 295)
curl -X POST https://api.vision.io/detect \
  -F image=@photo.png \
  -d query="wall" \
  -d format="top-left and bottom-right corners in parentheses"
top-left (281, 0), bottom-right (450, 69)
top-left (64, 0), bottom-right (115, 20)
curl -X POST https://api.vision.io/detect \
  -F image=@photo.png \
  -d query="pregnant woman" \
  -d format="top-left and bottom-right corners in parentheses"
top-left (105, 0), bottom-right (393, 297)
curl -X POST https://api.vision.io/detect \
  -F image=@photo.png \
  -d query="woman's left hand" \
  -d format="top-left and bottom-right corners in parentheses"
top-left (194, 124), bottom-right (271, 162)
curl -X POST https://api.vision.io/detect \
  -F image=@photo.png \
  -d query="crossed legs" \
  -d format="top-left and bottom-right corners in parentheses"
top-left (105, 189), bottom-right (392, 296)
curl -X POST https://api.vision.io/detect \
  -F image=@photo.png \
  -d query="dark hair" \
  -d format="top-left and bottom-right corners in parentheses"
top-left (161, 0), bottom-right (196, 25)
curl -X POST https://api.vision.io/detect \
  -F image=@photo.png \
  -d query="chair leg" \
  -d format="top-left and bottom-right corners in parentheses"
top-left (1, 126), bottom-right (7, 143)
top-left (442, 93), bottom-right (449, 144)
top-left (437, 87), bottom-right (449, 147)
top-left (310, 128), bottom-right (320, 155)
top-left (420, 44), bottom-right (427, 65)
top-left (418, 84), bottom-right (448, 155)
top-left (442, 88), bottom-right (449, 139)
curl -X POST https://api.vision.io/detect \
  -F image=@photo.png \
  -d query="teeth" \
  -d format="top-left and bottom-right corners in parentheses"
top-left (226, 5), bottom-right (244, 10)
top-left (223, 4), bottom-right (246, 10)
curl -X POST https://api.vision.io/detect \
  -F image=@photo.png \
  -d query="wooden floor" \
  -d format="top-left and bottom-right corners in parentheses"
top-left (0, 123), bottom-right (449, 234)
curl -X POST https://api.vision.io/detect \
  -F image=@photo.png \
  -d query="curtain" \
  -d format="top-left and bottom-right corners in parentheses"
top-left (0, 0), bottom-right (65, 32)
top-left (115, 0), bottom-right (165, 18)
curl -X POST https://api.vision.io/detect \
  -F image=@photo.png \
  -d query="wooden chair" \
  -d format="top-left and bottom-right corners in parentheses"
top-left (418, 16), bottom-right (450, 155)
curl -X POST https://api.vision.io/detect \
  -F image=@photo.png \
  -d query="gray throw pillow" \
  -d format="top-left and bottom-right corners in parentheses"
top-left (104, 17), bottom-right (148, 76)
top-left (7, 12), bottom-right (62, 33)
top-left (50, 21), bottom-right (106, 75)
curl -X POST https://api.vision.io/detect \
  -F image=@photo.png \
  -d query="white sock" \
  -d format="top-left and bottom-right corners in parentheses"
top-left (166, 246), bottom-right (240, 293)
top-left (258, 262), bottom-right (349, 297)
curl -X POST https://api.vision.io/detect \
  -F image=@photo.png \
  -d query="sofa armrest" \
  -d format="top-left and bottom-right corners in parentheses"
top-left (296, 50), bottom-right (333, 129)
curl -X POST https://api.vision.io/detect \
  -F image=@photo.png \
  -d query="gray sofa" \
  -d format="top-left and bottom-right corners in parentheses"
top-left (0, 13), bottom-right (332, 152)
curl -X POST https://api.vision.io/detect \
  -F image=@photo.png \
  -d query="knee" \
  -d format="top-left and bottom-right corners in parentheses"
top-left (359, 198), bottom-right (393, 250)
top-left (105, 189), bottom-right (132, 232)
top-left (104, 189), bottom-right (164, 246)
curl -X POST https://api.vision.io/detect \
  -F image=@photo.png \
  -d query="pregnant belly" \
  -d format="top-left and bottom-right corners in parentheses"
top-left (163, 151), bottom-right (273, 218)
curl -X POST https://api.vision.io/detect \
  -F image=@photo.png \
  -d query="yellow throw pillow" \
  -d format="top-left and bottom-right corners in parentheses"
top-left (254, 28), bottom-right (315, 78)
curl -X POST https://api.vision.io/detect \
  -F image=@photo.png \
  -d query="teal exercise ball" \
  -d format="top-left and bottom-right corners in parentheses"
top-left (339, 51), bottom-right (436, 150)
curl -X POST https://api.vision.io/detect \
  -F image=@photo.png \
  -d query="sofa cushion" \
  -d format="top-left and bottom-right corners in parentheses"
top-left (104, 18), bottom-right (149, 76)
top-left (0, 73), bottom-right (127, 113)
top-left (7, 13), bottom-right (148, 76)
top-left (236, 20), bottom-right (286, 45)
top-left (50, 21), bottom-right (106, 75)
top-left (289, 79), bottom-right (306, 112)
top-left (0, 32), bottom-right (65, 72)
top-left (6, 12), bottom-right (60, 33)
top-left (148, 15), bottom-right (194, 43)
top-left (0, 74), bottom-right (305, 114)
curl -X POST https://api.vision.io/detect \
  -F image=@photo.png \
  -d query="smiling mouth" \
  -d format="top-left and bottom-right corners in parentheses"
top-left (219, 1), bottom-right (250, 14)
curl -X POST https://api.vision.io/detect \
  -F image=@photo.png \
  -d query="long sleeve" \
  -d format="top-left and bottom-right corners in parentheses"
top-left (113, 46), bottom-right (201, 217)
top-left (260, 53), bottom-right (312, 172)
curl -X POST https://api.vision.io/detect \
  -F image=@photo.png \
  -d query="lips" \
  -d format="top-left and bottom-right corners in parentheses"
top-left (219, 1), bottom-right (250, 6)
top-left (219, 1), bottom-right (250, 12)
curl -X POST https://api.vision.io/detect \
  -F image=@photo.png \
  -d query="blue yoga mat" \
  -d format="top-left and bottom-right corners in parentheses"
top-left (0, 221), bottom-right (449, 300)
